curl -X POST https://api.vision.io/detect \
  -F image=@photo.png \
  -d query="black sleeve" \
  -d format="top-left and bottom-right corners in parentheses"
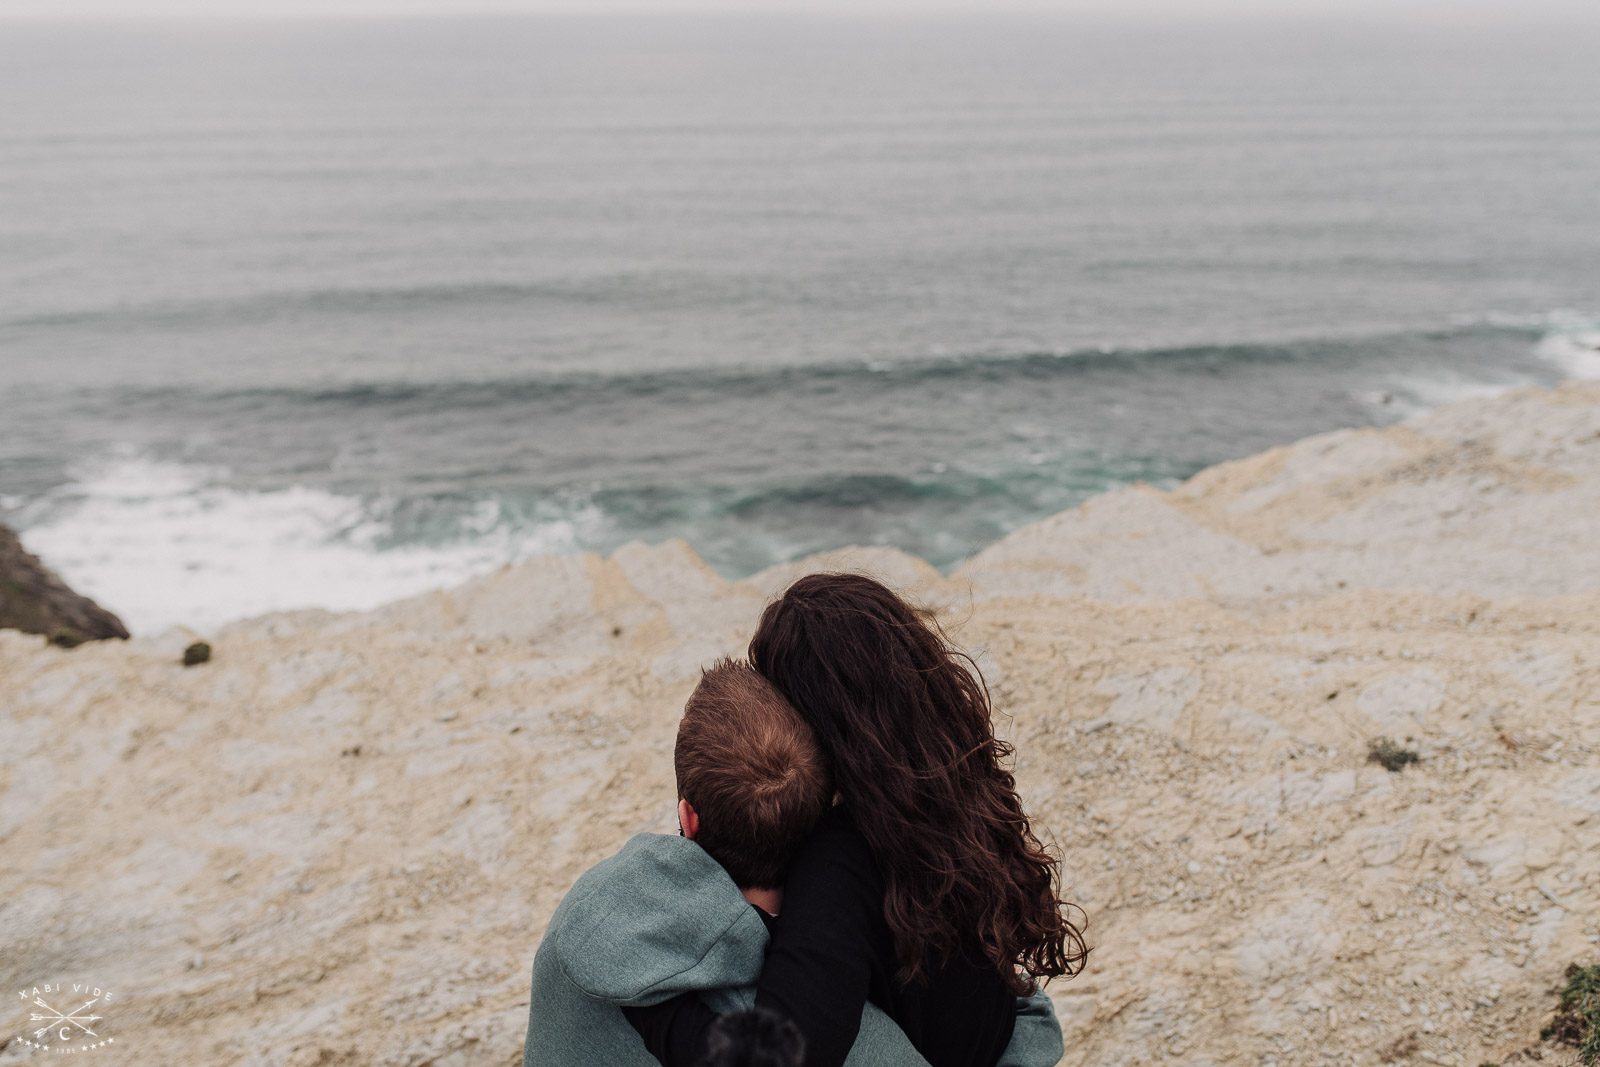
top-left (754, 809), bottom-right (888, 1067)
top-left (622, 993), bottom-right (718, 1067)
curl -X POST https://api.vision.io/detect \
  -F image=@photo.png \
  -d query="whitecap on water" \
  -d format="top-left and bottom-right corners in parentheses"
top-left (14, 454), bottom-right (604, 634)
top-left (1535, 321), bottom-right (1600, 381)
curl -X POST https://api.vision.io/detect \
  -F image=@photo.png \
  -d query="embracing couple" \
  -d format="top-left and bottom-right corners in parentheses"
top-left (522, 573), bottom-right (1088, 1067)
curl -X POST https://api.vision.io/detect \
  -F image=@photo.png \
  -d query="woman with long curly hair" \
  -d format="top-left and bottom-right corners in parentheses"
top-left (628, 573), bottom-right (1087, 1067)
top-left (747, 573), bottom-right (1086, 1066)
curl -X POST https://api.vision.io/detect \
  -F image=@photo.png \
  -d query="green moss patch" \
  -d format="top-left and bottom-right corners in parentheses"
top-left (1367, 737), bottom-right (1420, 773)
top-left (1542, 963), bottom-right (1600, 1065)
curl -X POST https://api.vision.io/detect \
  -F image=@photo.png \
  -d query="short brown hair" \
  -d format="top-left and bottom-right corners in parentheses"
top-left (675, 660), bottom-right (831, 889)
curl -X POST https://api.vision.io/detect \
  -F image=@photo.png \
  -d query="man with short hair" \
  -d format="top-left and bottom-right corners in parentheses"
top-left (521, 661), bottom-right (1062, 1067)
top-left (669, 659), bottom-right (831, 915)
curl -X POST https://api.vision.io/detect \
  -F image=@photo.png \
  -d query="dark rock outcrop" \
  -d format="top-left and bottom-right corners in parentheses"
top-left (0, 524), bottom-right (129, 644)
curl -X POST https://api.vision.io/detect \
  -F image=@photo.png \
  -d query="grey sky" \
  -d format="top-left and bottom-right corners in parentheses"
top-left (1, 0), bottom-right (1595, 20)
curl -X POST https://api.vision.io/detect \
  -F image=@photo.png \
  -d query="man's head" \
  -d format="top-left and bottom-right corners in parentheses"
top-left (674, 659), bottom-right (831, 890)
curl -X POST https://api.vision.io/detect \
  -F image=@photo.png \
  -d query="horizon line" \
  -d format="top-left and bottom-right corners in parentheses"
top-left (2, 6), bottom-right (1598, 25)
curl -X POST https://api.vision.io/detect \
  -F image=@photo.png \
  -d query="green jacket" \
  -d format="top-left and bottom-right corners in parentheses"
top-left (523, 833), bottom-right (1064, 1067)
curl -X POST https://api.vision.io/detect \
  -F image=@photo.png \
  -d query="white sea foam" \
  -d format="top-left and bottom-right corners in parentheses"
top-left (1383, 374), bottom-right (1533, 420)
top-left (1384, 316), bottom-right (1600, 418)
top-left (16, 455), bottom-right (601, 635)
top-left (1536, 325), bottom-right (1600, 381)
top-left (1459, 310), bottom-right (1600, 382)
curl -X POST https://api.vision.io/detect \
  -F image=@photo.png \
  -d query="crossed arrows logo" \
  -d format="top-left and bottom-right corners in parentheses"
top-left (29, 995), bottom-right (102, 1041)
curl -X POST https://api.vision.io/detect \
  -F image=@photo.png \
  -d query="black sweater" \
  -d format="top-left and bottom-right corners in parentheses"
top-left (625, 808), bottom-right (1015, 1067)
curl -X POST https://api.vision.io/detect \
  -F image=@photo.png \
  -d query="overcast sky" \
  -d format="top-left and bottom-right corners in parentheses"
top-left (1, 0), bottom-right (1595, 21)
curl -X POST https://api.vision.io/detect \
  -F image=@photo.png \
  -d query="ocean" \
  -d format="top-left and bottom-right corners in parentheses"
top-left (2, 15), bottom-right (1597, 633)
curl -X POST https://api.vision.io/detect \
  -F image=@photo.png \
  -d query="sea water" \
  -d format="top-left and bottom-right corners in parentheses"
top-left (2, 16), bottom-right (1597, 631)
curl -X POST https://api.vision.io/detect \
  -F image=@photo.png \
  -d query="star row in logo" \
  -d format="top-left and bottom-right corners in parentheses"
top-left (13, 1035), bottom-right (116, 1053)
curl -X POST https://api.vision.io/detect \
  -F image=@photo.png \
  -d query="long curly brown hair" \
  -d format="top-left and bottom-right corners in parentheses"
top-left (749, 573), bottom-right (1088, 995)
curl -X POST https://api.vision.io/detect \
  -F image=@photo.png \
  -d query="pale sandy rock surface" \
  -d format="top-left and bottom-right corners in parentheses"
top-left (964, 381), bottom-right (1600, 604)
top-left (3, 382), bottom-right (1599, 1067)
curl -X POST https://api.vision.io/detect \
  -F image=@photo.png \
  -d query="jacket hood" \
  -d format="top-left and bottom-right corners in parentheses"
top-left (554, 833), bottom-right (769, 1006)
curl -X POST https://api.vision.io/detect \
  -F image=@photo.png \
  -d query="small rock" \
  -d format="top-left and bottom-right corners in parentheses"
top-left (183, 640), bottom-right (212, 667)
